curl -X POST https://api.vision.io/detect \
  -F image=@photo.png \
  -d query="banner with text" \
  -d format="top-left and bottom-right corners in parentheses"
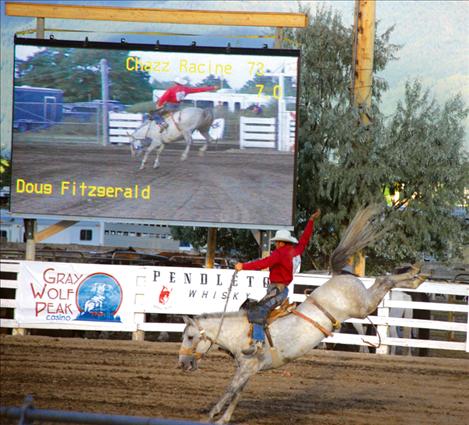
top-left (144, 267), bottom-right (270, 314)
top-left (16, 261), bottom-right (137, 330)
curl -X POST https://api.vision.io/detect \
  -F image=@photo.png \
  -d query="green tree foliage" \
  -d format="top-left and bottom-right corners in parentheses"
top-left (283, 8), bottom-right (399, 268)
top-left (239, 73), bottom-right (277, 94)
top-left (16, 48), bottom-right (153, 104)
top-left (286, 8), bottom-right (467, 270)
top-left (197, 74), bottom-right (232, 89)
top-left (378, 81), bottom-right (468, 263)
top-left (171, 227), bottom-right (260, 262)
top-left (171, 8), bottom-right (468, 270)
top-left (0, 156), bottom-right (11, 187)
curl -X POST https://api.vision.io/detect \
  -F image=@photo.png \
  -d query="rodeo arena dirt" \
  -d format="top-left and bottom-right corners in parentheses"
top-left (1, 336), bottom-right (469, 425)
top-left (10, 140), bottom-right (294, 226)
top-left (3, 141), bottom-right (469, 425)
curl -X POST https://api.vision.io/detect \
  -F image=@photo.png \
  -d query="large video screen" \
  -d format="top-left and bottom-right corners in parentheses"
top-left (10, 38), bottom-right (300, 229)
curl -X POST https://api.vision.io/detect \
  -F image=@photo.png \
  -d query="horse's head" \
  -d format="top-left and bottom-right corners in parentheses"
top-left (178, 316), bottom-right (212, 372)
top-left (129, 135), bottom-right (146, 159)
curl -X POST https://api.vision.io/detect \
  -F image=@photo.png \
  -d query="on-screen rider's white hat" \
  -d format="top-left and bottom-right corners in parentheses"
top-left (271, 229), bottom-right (298, 244)
top-left (174, 77), bottom-right (188, 85)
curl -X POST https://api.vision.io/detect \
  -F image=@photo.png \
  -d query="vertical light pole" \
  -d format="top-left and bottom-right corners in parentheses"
top-left (100, 58), bottom-right (109, 146)
top-left (351, 0), bottom-right (376, 123)
top-left (351, 0), bottom-right (376, 276)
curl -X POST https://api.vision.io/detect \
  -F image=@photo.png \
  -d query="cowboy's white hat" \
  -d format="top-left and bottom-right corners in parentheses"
top-left (271, 229), bottom-right (298, 244)
top-left (174, 77), bottom-right (188, 85)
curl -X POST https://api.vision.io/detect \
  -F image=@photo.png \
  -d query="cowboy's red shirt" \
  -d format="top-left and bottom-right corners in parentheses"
top-left (157, 85), bottom-right (217, 107)
top-left (242, 219), bottom-right (315, 285)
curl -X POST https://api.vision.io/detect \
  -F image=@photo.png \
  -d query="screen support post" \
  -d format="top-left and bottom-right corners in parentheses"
top-left (21, 17), bottom-right (44, 262)
top-left (205, 228), bottom-right (217, 268)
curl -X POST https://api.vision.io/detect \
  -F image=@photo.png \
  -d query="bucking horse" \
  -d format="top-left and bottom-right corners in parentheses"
top-left (129, 107), bottom-right (214, 170)
top-left (178, 205), bottom-right (428, 424)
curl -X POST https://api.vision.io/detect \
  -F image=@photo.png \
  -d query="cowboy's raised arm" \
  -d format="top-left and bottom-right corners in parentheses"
top-left (294, 209), bottom-right (321, 256)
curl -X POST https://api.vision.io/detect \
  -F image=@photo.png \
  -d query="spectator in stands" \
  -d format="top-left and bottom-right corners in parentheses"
top-left (247, 103), bottom-right (263, 115)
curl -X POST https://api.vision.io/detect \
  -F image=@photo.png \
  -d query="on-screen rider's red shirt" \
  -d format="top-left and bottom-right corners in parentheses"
top-left (242, 219), bottom-right (315, 285)
top-left (157, 85), bottom-right (217, 107)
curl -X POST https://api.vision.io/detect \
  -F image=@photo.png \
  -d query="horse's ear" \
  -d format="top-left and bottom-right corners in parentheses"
top-left (182, 315), bottom-right (196, 327)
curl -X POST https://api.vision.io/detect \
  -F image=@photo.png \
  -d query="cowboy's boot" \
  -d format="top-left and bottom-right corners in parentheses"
top-left (241, 341), bottom-right (264, 356)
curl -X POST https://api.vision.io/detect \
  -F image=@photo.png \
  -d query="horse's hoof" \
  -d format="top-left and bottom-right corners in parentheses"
top-left (410, 262), bottom-right (422, 274)
top-left (414, 273), bottom-right (429, 286)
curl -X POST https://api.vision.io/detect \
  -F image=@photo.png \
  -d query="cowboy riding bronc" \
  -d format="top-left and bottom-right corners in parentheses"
top-left (235, 209), bottom-right (321, 356)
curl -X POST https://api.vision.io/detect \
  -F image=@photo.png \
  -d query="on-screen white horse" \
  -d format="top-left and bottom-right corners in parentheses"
top-left (178, 205), bottom-right (428, 424)
top-left (129, 107), bottom-right (214, 170)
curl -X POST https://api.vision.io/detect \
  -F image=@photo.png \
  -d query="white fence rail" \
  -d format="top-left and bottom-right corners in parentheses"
top-left (109, 112), bottom-right (143, 144)
top-left (240, 115), bottom-right (296, 151)
top-left (1, 260), bottom-right (468, 355)
top-left (240, 117), bottom-right (276, 149)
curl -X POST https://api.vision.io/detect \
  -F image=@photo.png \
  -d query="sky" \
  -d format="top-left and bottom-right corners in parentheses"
top-left (1, 0), bottom-right (468, 153)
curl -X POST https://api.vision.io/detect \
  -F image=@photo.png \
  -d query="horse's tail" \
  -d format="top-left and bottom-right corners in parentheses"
top-left (330, 204), bottom-right (386, 274)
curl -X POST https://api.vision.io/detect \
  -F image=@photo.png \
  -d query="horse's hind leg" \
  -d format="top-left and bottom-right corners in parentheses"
top-left (181, 131), bottom-right (192, 161)
top-left (361, 266), bottom-right (426, 317)
top-left (198, 131), bottom-right (212, 156)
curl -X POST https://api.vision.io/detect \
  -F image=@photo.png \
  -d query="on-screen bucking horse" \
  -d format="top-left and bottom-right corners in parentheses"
top-left (129, 107), bottom-right (214, 170)
top-left (178, 205), bottom-right (428, 424)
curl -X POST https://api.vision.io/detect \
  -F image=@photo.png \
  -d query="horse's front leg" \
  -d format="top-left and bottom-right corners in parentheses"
top-left (139, 150), bottom-right (149, 170)
top-left (139, 141), bottom-right (157, 170)
top-left (181, 131), bottom-right (192, 161)
top-left (153, 143), bottom-right (165, 169)
top-left (215, 380), bottom-right (249, 425)
top-left (208, 359), bottom-right (260, 424)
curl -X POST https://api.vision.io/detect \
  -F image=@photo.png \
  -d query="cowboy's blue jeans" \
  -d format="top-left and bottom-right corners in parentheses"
top-left (151, 103), bottom-right (179, 124)
top-left (249, 286), bottom-right (289, 343)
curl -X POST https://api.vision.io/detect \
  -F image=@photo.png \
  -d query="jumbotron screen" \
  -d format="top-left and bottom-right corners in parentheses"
top-left (10, 37), bottom-right (300, 229)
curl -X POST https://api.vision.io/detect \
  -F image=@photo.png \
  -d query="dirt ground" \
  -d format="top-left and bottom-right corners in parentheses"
top-left (1, 335), bottom-right (468, 425)
top-left (10, 141), bottom-right (294, 226)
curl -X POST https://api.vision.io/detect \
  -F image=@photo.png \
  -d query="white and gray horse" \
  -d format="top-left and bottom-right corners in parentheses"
top-left (178, 205), bottom-right (428, 424)
top-left (129, 107), bottom-right (214, 170)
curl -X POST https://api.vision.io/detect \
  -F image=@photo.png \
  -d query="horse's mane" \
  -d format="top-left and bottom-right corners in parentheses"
top-left (330, 204), bottom-right (387, 274)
